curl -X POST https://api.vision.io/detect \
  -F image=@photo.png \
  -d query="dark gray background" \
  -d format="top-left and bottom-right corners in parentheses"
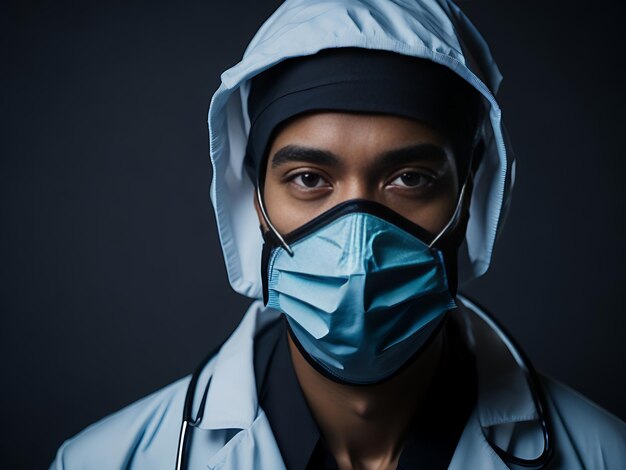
top-left (1, 1), bottom-right (624, 468)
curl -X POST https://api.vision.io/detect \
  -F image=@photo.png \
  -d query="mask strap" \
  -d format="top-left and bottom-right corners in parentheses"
top-left (429, 131), bottom-right (483, 249)
top-left (256, 179), bottom-right (294, 256)
top-left (428, 181), bottom-right (468, 249)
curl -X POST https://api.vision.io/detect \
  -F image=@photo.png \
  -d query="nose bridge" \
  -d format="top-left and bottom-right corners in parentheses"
top-left (341, 176), bottom-right (375, 202)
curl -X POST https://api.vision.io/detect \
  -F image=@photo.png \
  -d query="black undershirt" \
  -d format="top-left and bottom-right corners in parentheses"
top-left (253, 316), bottom-right (476, 470)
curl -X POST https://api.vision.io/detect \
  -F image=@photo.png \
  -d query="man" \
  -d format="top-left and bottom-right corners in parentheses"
top-left (51, 0), bottom-right (626, 469)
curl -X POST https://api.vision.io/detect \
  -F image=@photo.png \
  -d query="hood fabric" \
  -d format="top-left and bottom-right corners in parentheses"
top-left (208, 0), bottom-right (514, 299)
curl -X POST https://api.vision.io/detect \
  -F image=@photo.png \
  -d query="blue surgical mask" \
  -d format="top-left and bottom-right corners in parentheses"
top-left (261, 200), bottom-right (457, 385)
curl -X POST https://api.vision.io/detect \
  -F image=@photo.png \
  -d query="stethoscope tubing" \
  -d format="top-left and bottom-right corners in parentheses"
top-left (176, 341), bottom-right (222, 470)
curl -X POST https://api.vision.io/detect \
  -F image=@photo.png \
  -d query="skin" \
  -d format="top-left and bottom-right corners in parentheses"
top-left (261, 112), bottom-right (459, 234)
top-left (255, 111), bottom-right (461, 470)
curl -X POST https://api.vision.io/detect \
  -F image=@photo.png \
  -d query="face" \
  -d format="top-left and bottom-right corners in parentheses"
top-left (260, 111), bottom-right (459, 236)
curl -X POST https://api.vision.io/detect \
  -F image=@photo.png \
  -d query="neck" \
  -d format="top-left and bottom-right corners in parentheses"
top-left (288, 328), bottom-right (445, 470)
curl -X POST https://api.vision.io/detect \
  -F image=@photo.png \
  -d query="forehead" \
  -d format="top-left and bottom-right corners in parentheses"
top-left (267, 111), bottom-right (453, 169)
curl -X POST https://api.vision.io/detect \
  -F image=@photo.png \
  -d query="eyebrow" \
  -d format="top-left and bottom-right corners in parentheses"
top-left (271, 145), bottom-right (340, 168)
top-left (375, 143), bottom-right (448, 169)
top-left (270, 143), bottom-right (447, 169)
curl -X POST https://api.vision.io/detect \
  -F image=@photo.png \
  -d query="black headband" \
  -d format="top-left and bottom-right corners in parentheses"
top-left (245, 47), bottom-right (483, 183)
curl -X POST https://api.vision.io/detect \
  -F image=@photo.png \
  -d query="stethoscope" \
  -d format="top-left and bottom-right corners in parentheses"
top-left (174, 294), bottom-right (554, 469)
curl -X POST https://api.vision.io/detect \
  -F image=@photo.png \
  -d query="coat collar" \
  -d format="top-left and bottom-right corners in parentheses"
top-left (191, 297), bottom-right (545, 465)
top-left (452, 296), bottom-right (546, 465)
top-left (455, 296), bottom-right (539, 427)
top-left (193, 301), bottom-right (281, 431)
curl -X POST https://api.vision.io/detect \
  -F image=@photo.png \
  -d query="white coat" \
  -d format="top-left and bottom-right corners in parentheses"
top-left (50, 298), bottom-right (626, 469)
top-left (51, 0), bottom-right (626, 468)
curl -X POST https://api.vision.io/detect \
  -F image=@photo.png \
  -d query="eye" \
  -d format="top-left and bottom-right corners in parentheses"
top-left (388, 171), bottom-right (434, 189)
top-left (291, 172), bottom-right (329, 189)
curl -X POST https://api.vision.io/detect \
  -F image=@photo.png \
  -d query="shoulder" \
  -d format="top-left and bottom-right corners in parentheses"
top-left (50, 376), bottom-right (190, 470)
top-left (50, 303), bottom-right (266, 470)
top-left (540, 374), bottom-right (626, 468)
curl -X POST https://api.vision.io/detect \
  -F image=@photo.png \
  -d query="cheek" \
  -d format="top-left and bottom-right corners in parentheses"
top-left (395, 193), bottom-right (458, 235)
top-left (263, 180), bottom-right (320, 234)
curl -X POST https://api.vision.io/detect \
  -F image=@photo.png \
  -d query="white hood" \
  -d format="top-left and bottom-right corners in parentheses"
top-left (207, 0), bottom-right (513, 299)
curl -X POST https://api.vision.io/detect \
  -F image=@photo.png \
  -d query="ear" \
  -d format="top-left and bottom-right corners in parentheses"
top-left (253, 188), bottom-right (270, 232)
